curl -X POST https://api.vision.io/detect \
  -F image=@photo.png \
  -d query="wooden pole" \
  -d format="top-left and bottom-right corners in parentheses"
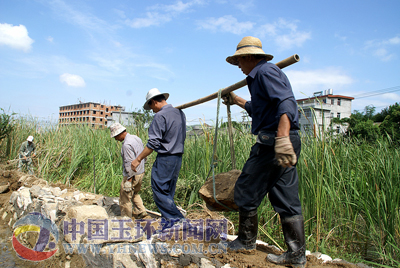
top-left (175, 54), bottom-right (300, 110)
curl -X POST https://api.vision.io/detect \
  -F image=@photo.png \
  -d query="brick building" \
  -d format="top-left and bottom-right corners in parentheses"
top-left (59, 102), bottom-right (124, 128)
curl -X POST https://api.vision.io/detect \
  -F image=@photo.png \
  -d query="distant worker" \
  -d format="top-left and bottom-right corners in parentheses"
top-left (131, 88), bottom-right (186, 231)
top-left (18, 136), bottom-right (36, 175)
top-left (109, 122), bottom-right (148, 219)
top-left (223, 36), bottom-right (306, 268)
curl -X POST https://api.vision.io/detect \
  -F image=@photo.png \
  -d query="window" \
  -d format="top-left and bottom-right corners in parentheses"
top-left (337, 99), bottom-right (341, 106)
top-left (337, 113), bottom-right (341, 119)
top-left (331, 99), bottom-right (334, 105)
top-left (93, 111), bottom-right (96, 114)
top-left (336, 126), bottom-right (340, 133)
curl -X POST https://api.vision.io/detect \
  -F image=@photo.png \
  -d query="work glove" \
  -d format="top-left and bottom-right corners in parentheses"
top-left (222, 92), bottom-right (237, 105)
top-left (274, 136), bottom-right (297, 167)
top-left (123, 180), bottom-right (132, 192)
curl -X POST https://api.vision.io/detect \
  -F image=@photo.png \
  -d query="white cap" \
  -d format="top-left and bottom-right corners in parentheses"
top-left (109, 122), bottom-right (126, 138)
top-left (27, 136), bottom-right (34, 142)
top-left (143, 88), bottom-right (169, 110)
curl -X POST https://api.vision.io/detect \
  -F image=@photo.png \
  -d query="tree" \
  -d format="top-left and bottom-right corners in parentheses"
top-left (132, 108), bottom-right (154, 129)
top-left (378, 103), bottom-right (400, 141)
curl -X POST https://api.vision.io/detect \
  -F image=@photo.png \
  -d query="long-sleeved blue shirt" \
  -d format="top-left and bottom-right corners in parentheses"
top-left (147, 104), bottom-right (186, 154)
top-left (244, 60), bottom-right (299, 135)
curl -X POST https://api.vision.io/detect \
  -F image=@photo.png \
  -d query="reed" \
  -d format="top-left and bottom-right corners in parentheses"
top-left (0, 115), bottom-right (398, 266)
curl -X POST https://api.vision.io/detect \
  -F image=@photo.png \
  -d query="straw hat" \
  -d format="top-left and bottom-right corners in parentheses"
top-left (143, 88), bottom-right (169, 110)
top-left (109, 122), bottom-right (126, 138)
top-left (27, 136), bottom-right (34, 142)
top-left (226, 36), bottom-right (273, 65)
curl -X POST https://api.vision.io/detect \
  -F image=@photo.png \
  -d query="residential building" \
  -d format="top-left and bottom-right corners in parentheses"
top-left (59, 102), bottom-right (124, 128)
top-left (106, 111), bottom-right (135, 127)
top-left (296, 89), bottom-right (354, 136)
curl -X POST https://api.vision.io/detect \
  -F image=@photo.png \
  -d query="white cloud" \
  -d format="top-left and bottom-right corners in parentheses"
top-left (0, 23), bottom-right (34, 52)
top-left (285, 68), bottom-right (353, 97)
top-left (364, 35), bottom-right (400, 62)
top-left (46, 0), bottom-right (111, 33)
top-left (257, 18), bottom-right (311, 50)
top-left (59, 73), bottom-right (86, 87)
top-left (197, 15), bottom-right (254, 34)
top-left (125, 0), bottom-right (205, 28)
top-left (125, 12), bottom-right (171, 28)
top-left (46, 36), bottom-right (54, 43)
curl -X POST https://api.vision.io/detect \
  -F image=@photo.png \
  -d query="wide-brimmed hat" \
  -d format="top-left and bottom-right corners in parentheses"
top-left (226, 36), bottom-right (273, 65)
top-left (143, 88), bottom-right (169, 110)
top-left (109, 122), bottom-right (126, 138)
top-left (27, 136), bottom-right (34, 142)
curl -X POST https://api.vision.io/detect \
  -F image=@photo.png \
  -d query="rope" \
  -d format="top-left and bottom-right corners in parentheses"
top-left (210, 89), bottom-right (237, 212)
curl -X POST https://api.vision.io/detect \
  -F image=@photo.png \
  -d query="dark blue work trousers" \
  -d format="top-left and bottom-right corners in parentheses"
top-left (234, 131), bottom-right (302, 218)
top-left (151, 154), bottom-right (184, 221)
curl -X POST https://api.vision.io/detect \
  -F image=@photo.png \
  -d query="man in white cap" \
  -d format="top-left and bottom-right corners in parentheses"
top-left (224, 36), bottom-right (306, 268)
top-left (109, 122), bottom-right (148, 219)
top-left (18, 136), bottom-right (36, 175)
top-left (131, 88), bottom-right (186, 231)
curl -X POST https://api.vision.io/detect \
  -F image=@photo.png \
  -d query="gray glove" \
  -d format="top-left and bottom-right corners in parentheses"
top-left (123, 180), bottom-right (132, 192)
top-left (274, 136), bottom-right (297, 167)
top-left (222, 92), bottom-right (237, 105)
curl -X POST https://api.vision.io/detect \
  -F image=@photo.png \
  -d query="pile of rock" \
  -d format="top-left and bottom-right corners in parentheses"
top-left (0, 174), bottom-right (371, 268)
top-left (2, 175), bottom-right (233, 267)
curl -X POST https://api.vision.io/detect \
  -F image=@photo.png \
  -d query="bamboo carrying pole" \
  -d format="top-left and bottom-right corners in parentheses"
top-left (175, 54), bottom-right (300, 110)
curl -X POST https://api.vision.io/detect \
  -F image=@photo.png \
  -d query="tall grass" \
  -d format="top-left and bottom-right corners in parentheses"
top-left (0, 116), bottom-right (399, 266)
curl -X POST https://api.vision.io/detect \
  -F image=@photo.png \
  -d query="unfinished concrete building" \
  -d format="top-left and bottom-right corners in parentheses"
top-left (58, 102), bottom-right (124, 128)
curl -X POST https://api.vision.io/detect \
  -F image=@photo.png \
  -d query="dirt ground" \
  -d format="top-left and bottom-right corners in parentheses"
top-left (0, 164), bottom-right (362, 268)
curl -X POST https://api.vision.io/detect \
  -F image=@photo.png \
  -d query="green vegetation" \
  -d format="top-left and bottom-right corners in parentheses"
top-left (0, 108), bottom-right (15, 142)
top-left (0, 107), bottom-right (399, 267)
top-left (334, 103), bottom-right (400, 143)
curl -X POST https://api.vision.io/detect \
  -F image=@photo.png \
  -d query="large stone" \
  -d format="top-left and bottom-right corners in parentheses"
top-left (16, 187), bottom-right (32, 210)
top-left (198, 169), bottom-right (240, 211)
top-left (0, 183), bottom-right (9, 193)
top-left (113, 252), bottom-right (140, 268)
top-left (63, 205), bottom-right (109, 244)
top-left (29, 185), bottom-right (41, 198)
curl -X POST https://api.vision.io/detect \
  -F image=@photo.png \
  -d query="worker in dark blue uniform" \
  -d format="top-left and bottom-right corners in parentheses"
top-left (223, 36), bottom-right (306, 268)
top-left (131, 88), bottom-right (186, 230)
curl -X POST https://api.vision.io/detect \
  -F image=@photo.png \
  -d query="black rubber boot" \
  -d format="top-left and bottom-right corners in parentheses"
top-left (266, 215), bottom-right (306, 268)
top-left (227, 210), bottom-right (258, 254)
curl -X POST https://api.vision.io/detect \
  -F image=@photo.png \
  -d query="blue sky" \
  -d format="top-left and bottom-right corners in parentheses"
top-left (1, 0), bottom-right (399, 125)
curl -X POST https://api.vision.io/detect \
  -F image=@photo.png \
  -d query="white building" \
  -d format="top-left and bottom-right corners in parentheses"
top-left (106, 110), bottom-right (135, 127)
top-left (296, 89), bottom-right (354, 136)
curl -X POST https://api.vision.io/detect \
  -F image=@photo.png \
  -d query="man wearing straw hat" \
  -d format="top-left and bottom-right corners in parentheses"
top-left (223, 36), bottom-right (306, 267)
top-left (131, 88), bottom-right (187, 231)
top-left (18, 135), bottom-right (36, 175)
top-left (109, 122), bottom-right (149, 219)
